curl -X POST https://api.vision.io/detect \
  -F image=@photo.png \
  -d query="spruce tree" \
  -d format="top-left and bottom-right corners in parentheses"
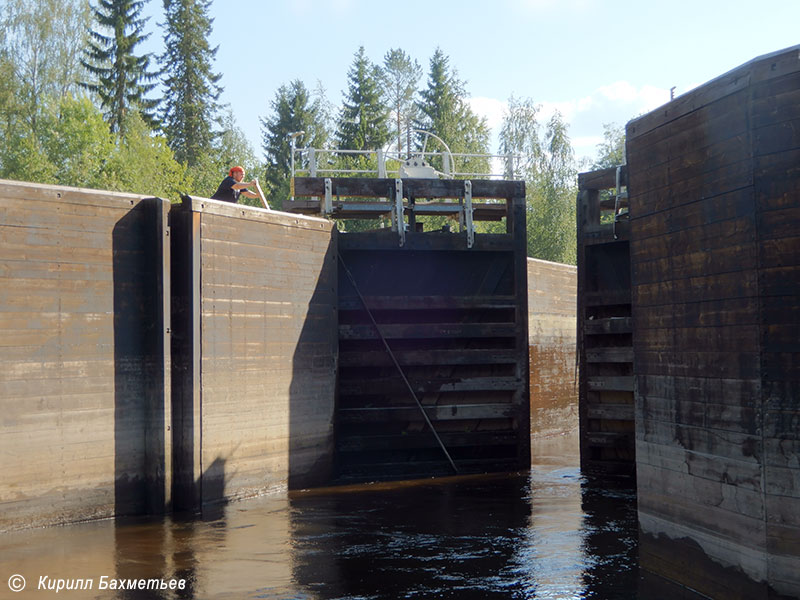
top-left (381, 48), bottom-right (421, 157)
top-left (81, 0), bottom-right (159, 133)
top-left (260, 79), bottom-right (329, 207)
top-left (416, 48), bottom-right (462, 151)
top-left (416, 47), bottom-right (490, 175)
top-left (160, 0), bottom-right (222, 166)
top-left (335, 46), bottom-right (389, 152)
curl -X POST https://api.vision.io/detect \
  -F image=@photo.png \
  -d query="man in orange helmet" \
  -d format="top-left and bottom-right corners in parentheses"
top-left (211, 166), bottom-right (259, 204)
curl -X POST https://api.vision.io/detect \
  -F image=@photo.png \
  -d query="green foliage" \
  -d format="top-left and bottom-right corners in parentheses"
top-left (39, 94), bottom-right (114, 188)
top-left (332, 47), bottom-right (391, 231)
top-left (0, 55), bottom-right (33, 179)
top-left (261, 79), bottom-right (329, 208)
top-left (0, 124), bottom-right (57, 183)
top-left (528, 112), bottom-right (577, 264)
top-left (416, 48), bottom-right (461, 143)
top-left (0, 54), bottom-right (17, 122)
top-left (0, 18), bottom-right (590, 251)
top-left (499, 96), bottom-right (541, 177)
top-left (416, 47), bottom-right (490, 175)
top-left (0, 93), bottom-right (189, 201)
top-left (500, 98), bottom-right (577, 264)
top-left (188, 110), bottom-right (262, 205)
top-left (160, 0), bottom-right (222, 166)
top-left (380, 48), bottom-right (422, 157)
top-left (335, 46), bottom-right (390, 153)
top-left (0, 0), bottom-right (237, 204)
top-left (82, 0), bottom-right (160, 132)
top-left (215, 110), bottom-right (260, 176)
top-left (593, 122), bottom-right (626, 169)
top-left (0, 0), bottom-right (90, 133)
top-left (452, 109), bottom-right (491, 176)
top-left (103, 111), bottom-right (190, 199)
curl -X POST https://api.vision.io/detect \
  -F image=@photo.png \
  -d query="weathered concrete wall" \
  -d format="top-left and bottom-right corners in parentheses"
top-left (2, 180), bottom-right (575, 527)
top-left (627, 46), bottom-right (800, 599)
top-left (170, 197), bottom-right (337, 509)
top-left (0, 180), bottom-right (171, 532)
top-left (527, 258), bottom-right (577, 439)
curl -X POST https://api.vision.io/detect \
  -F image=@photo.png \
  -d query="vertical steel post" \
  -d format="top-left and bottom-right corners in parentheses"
top-left (323, 178), bottom-right (333, 215)
top-left (464, 180), bottom-right (474, 248)
top-left (395, 179), bottom-right (405, 247)
top-left (377, 149), bottom-right (386, 179)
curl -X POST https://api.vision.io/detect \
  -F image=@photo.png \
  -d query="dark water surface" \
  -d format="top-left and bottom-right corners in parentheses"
top-left (0, 433), bottom-right (701, 599)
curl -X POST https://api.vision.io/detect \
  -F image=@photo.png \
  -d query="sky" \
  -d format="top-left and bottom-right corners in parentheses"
top-left (143, 0), bottom-right (800, 167)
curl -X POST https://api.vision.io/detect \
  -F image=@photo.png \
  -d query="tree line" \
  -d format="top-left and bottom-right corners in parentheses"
top-left (0, 0), bottom-right (624, 264)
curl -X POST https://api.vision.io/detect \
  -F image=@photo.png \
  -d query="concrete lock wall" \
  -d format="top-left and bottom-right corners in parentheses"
top-left (627, 46), bottom-right (800, 599)
top-left (1, 179), bottom-right (577, 530)
top-left (0, 180), bottom-right (171, 532)
top-left (527, 258), bottom-right (578, 439)
top-left (169, 197), bottom-right (338, 509)
top-left (0, 181), bottom-right (338, 530)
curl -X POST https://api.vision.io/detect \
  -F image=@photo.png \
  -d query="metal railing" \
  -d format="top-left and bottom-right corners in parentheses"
top-left (290, 147), bottom-right (524, 181)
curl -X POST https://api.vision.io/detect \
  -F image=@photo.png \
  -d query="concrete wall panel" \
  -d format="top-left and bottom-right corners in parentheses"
top-left (0, 180), bottom-right (170, 531)
top-left (628, 46), bottom-right (800, 599)
top-left (527, 258), bottom-right (577, 439)
top-left (170, 197), bottom-right (337, 509)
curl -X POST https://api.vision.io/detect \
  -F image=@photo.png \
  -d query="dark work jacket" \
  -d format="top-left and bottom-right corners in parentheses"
top-left (211, 176), bottom-right (240, 203)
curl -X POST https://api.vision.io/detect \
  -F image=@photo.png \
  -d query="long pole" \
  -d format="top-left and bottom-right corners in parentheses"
top-left (253, 178), bottom-right (269, 210)
top-left (290, 137), bottom-right (296, 201)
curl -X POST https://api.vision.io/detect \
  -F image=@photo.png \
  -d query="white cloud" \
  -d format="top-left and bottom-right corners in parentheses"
top-left (572, 135), bottom-right (604, 148)
top-left (467, 80), bottom-right (671, 162)
top-left (639, 85), bottom-right (671, 112)
top-left (468, 95), bottom-right (596, 132)
top-left (468, 96), bottom-right (508, 131)
top-left (538, 97), bottom-right (593, 122)
top-left (468, 80), bottom-right (665, 134)
top-left (571, 135), bottom-right (604, 158)
top-left (598, 81), bottom-right (670, 113)
top-left (576, 95), bottom-right (594, 112)
top-left (597, 81), bottom-right (638, 102)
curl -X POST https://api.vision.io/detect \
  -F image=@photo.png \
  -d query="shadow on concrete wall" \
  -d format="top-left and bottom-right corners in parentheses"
top-left (113, 199), bottom-right (168, 517)
top-left (287, 230), bottom-right (339, 490)
top-left (200, 456), bottom-right (228, 521)
top-left (168, 203), bottom-right (196, 513)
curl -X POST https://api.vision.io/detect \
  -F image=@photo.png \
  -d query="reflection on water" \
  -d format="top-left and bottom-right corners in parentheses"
top-left (0, 432), bottom-right (701, 599)
top-left (289, 472), bottom-right (533, 599)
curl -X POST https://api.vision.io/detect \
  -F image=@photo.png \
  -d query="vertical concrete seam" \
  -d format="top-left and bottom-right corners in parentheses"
top-left (747, 66), bottom-right (769, 582)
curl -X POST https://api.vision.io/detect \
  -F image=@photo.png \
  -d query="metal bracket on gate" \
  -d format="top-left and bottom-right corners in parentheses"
top-left (464, 180), bottom-right (474, 248)
top-left (394, 179), bottom-right (405, 247)
top-left (613, 166), bottom-right (627, 240)
top-left (322, 178), bottom-right (333, 215)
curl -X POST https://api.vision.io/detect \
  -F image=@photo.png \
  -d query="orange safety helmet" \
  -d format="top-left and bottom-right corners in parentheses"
top-left (229, 166), bottom-right (245, 177)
